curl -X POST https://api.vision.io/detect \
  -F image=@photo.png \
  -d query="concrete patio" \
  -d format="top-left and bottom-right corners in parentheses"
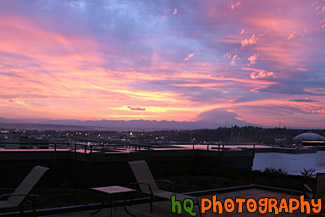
top-left (43, 188), bottom-right (310, 217)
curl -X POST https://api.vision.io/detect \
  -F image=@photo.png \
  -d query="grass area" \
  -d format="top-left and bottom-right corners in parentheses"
top-left (0, 169), bottom-right (315, 212)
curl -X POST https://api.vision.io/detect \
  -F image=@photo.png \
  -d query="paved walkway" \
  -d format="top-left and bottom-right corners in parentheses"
top-left (44, 188), bottom-right (310, 217)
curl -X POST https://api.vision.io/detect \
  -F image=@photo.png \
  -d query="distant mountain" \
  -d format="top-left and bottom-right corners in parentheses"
top-left (0, 117), bottom-right (258, 131)
top-left (0, 122), bottom-right (93, 130)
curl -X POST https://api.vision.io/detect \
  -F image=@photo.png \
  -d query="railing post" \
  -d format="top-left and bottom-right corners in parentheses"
top-left (89, 145), bottom-right (93, 164)
top-left (54, 143), bottom-right (57, 163)
top-left (74, 144), bottom-right (77, 161)
top-left (147, 145), bottom-right (150, 163)
top-left (84, 145), bottom-right (87, 162)
top-left (207, 144), bottom-right (210, 159)
top-left (192, 143), bottom-right (195, 160)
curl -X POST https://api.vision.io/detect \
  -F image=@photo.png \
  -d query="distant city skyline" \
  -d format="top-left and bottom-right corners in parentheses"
top-left (0, 0), bottom-right (324, 128)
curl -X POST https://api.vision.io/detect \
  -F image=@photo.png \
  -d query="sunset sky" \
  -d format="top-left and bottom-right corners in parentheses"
top-left (0, 0), bottom-right (324, 128)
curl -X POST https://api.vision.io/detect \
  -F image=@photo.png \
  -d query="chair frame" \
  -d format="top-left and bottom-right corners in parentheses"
top-left (304, 173), bottom-right (325, 216)
top-left (0, 165), bottom-right (49, 215)
top-left (128, 160), bottom-right (201, 216)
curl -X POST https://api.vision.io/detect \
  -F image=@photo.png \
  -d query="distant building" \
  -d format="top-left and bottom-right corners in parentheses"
top-left (0, 130), bottom-right (9, 139)
top-left (274, 137), bottom-right (287, 145)
top-left (0, 130), bottom-right (49, 149)
top-left (1, 131), bottom-right (20, 149)
top-left (19, 137), bottom-right (50, 149)
top-left (293, 132), bottom-right (325, 146)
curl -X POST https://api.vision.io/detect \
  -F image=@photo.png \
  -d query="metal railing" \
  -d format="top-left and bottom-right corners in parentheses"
top-left (0, 141), bottom-right (258, 164)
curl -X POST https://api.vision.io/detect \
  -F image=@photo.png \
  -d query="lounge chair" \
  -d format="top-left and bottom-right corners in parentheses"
top-left (128, 160), bottom-right (201, 215)
top-left (304, 173), bottom-right (325, 216)
top-left (0, 165), bottom-right (49, 215)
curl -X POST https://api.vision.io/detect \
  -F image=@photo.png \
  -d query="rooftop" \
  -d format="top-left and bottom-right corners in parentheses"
top-left (293, 133), bottom-right (325, 142)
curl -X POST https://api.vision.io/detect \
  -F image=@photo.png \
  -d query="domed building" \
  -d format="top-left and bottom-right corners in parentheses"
top-left (293, 132), bottom-right (325, 146)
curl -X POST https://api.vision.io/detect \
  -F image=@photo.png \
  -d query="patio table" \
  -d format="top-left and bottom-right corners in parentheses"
top-left (91, 185), bottom-right (136, 217)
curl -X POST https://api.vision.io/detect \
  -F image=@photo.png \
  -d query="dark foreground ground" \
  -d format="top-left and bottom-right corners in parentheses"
top-left (0, 169), bottom-right (314, 212)
top-left (43, 188), bottom-right (309, 217)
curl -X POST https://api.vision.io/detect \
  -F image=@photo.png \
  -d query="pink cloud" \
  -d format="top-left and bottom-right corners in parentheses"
top-left (248, 54), bottom-right (259, 65)
top-left (321, 19), bottom-right (325, 28)
top-left (250, 70), bottom-right (275, 80)
top-left (225, 53), bottom-right (231, 58)
top-left (184, 52), bottom-right (195, 61)
top-left (287, 31), bottom-right (296, 40)
top-left (173, 8), bottom-right (177, 15)
top-left (242, 67), bottom-right (276, 80)
top-left (312, 1), bottom-right (325, 13)
top-left (241, 34), bottom-right (259, 47)
top-left (230, 55), bottom-right (240, 66)
top-left (231, 1), bottom-right (241, 10)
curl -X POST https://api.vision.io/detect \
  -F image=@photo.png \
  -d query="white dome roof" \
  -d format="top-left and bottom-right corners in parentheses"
top-left (293, 132), bottom-right (325, 142)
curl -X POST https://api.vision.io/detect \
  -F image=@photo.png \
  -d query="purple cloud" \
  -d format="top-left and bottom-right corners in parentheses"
top-left (127, 106), bottom-right (146, 111)
top-left (290, 99), bottom-right (319, 103)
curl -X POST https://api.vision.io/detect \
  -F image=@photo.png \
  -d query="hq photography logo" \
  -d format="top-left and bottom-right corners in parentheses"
top-left (170, 195), bottom-right (322, 216)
